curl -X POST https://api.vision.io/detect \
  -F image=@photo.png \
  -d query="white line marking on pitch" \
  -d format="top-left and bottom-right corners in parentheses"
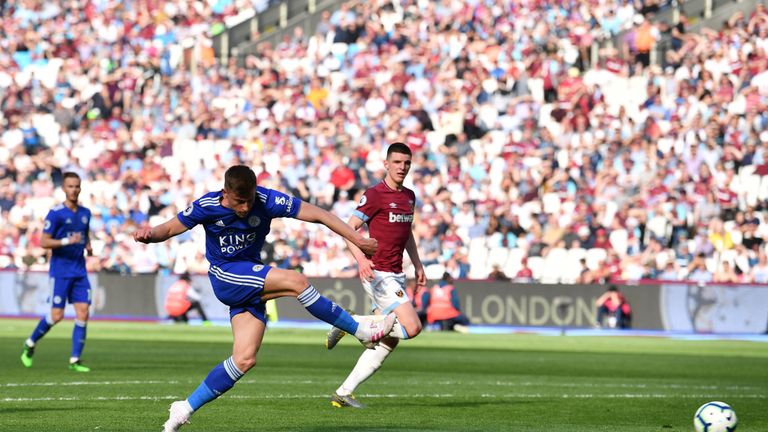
top-left (1, 380), bottom-right (179, 387)
top-left (1, 393), bottom-right (765, 403)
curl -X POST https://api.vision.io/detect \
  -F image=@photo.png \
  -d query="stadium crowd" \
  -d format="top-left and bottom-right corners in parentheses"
top-left (1, 0), bottom-right (768, 284)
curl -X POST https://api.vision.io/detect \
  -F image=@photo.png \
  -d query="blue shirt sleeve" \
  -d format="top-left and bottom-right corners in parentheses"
top-left (261, 187), bottom-right (301, 218)
top-left (177, 198), bottom-right (215, 229)
top-left (43, 210), bottom-right (57, 236)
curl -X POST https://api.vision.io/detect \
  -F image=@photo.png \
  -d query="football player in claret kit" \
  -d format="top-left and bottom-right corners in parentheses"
top-left (134, 165), bottom-right (395, 432)
top-left (21, 172), bottom-right (93, 372)
top-left (326, 142), bottom-right (427, 408)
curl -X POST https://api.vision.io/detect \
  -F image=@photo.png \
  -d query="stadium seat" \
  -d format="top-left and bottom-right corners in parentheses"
top-left (585, 248), bottom-right (607, 271)
top-left (608, 229), bottom-right (628, 256)
top-left (424, 263), bottom-right (446, 280)
top-left (526, 256), bottom-right (545, 281)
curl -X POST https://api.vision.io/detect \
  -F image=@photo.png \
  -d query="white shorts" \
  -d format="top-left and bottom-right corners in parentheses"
top-left (362, 270), bottom-right (409, 314)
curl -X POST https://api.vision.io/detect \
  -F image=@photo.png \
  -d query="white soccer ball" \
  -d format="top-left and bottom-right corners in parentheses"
top-left (694, 401), bottom-right (738, 432)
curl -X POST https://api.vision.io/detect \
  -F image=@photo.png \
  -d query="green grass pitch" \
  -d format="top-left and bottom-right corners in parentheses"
top-left (1, 319), bottom-right (766, 431)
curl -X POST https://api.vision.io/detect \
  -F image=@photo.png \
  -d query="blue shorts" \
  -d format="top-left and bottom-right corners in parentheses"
top-left (208, 262), bottom-right (271, 323)
top-left (49, 276), bottom-right (91, 308)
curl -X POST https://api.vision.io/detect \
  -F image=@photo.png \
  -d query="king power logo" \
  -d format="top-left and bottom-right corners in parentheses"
top-left (388, 212), bottom-right (414, 223)
top-left (219, 232), bottom-right (258, 254)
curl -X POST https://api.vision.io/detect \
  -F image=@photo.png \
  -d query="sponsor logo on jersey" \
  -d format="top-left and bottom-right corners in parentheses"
top-left (358, 195), bottom-right (367, 207)
top-left (389, 212), bottom-right (414, 223)
top-left (183, 204), bottom-right (194, 216)
top-left (248, 216), bottom-right (261, 227)
top-left (219, 232), bottom-right (258, 254)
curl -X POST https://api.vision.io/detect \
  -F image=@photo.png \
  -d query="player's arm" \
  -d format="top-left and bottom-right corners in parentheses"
top-left (343, 215), bottom-right (376, 282)
top-left (40, 232), bottom-right (82, 249)
top-left (406, 230), bottom-right (427, 291)
top-left (296, 201), bottom-right (377, 256)
top-left (133, 216), bottom-right (189, 244)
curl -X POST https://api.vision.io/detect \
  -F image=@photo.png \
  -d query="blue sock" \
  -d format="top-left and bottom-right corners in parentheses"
top-left (187, 356), bottom-right (244, 411)
top-left (30, 313), bottom-right (55, 344)
top-left (297, 286), bottom-right (359, 334)
top-left (71, 320), bottom-right (87, 358)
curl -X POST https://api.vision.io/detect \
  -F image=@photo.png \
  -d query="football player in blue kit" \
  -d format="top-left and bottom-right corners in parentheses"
top-left (134, 165), bottom-right (395, 432)
top-left (21, 172), bottom-right (93, 372)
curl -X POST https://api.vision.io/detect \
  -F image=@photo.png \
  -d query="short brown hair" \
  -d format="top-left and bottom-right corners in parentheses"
top-left (386, 142), bottom-right (412, 159)
top-left (224, 165), bottom-right (257, 195)
top-left (62, 172), bottom-right (81, 182)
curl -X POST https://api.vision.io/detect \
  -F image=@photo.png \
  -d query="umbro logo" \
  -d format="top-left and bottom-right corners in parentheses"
top-left (389, 203), bottom-right (397, 208)
top-left (215, 220), bottom-right (226, 227)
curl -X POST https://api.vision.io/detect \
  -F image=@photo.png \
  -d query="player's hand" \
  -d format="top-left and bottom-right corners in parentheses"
top-left (86, 244), bottom-right (93, 256)
top-left (415, 266), bottom-right (427, 292)
top-left (69, 232), bottom-right (83, 244)
top-left (357, 237), bottom-right (378, 256)
top-left (358, 257), bottom-right (375, 282)
top-left (133, 227), bottom-right (154, 244)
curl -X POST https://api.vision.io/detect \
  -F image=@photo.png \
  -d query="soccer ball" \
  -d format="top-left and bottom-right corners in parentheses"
top-left (694, 401), bottom-right (738, 432)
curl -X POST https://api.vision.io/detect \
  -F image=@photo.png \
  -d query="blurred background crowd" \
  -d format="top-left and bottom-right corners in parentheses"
top-left (2, 0), bottom-right (768, 285)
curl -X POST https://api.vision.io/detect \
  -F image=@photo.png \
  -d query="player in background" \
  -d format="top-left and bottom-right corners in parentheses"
top-left (21, 172), bottom-right (93, 372)
top-left (134, 165), bottom-right (395, 432)
top-left (326, 142), bottom-right (427, 408)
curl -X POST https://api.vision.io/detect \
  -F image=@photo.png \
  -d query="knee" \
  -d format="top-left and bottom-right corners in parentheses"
top-left (404, 320), bottom-right (423, 338)
top-left (50, 310), bottom-right (64, 323)
top-left (232, 355), bottom-right (256, 373)
top-left (290, 274), bottom-right (312, 297)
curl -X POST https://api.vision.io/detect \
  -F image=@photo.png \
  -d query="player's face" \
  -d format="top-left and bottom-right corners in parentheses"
top-left (223, 187), bottom-right (256, 218)
top-left (384, 152), bottom-right (412, 185)
top-left (62, 177), bottom-right (81, 203)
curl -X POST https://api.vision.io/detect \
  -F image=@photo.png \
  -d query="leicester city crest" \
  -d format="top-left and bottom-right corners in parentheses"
top-left (248, 216), bottom-right (261, 227)
top-left (81, 216), bottom-right (88, 224)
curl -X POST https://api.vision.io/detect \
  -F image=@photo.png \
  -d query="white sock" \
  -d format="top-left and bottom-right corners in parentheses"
top-left (69, 357), bottom-right (79, 364)
top-left (353, 314), bottom-right (410, 339)
top-left (388, 319), bottom-right (409, 339)
top-left (336, 343), bottom-right (394, 396)
top-left (25, 339), bottom-right (35, 348)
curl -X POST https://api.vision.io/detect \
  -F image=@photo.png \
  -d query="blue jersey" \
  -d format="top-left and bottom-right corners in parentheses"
top-left (43, 204), bottom-right (91, 278)
top-left (177, 187), bottom-right (301, 267)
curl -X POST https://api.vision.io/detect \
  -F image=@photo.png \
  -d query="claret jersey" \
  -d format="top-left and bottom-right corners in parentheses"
top-left (352, 181), bottom-right (416, 273)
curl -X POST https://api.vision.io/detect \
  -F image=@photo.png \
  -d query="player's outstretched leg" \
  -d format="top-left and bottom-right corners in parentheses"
top-left (296, 286), bottom-right (394, 345)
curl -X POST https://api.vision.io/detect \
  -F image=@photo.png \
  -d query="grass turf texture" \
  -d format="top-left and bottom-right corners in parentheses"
top-left (0, 319), bottom-right (766, 431)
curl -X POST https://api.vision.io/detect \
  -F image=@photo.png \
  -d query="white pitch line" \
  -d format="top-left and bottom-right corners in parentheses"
top-left (1, 380), bottom-right (179, 387)
top-left (1, 393), bottom-right (766, 403)
top-left (3, 379), bottom-right (764, 392)
top-left (493, 381), bottom-right (764, 391)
